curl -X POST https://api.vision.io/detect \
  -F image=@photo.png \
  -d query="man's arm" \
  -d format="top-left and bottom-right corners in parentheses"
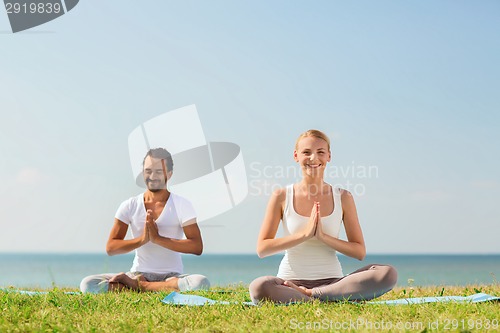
top-left (106, 218), bottom-right (148, 256)
top-left (148, 218), bottom-right (203, 255)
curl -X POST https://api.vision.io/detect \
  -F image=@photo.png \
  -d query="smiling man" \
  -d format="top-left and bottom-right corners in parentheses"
top-left (80, 148), bottom-right (210, 293)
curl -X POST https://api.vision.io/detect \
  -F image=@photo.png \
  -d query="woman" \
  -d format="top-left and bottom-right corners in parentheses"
top-left (249, 130), bottom-right (397, 304)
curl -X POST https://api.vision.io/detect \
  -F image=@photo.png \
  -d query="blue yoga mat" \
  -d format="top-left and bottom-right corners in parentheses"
top-left (3, 288), bottom-right (498, 305)
top-left (370, 293), bottom-right (500, 305)
top-left (162, 292), bottom-right (255, 306)
top-left (0, 288), bottom-right (80, 295)
top-left (161, 292), bottom-right (500, 306)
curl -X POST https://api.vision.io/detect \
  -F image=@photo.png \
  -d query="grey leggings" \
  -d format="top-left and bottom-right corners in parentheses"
top-left (249, 264), bottom-right (397, 304)
top-left (80, 272), bottom-right (210, 294)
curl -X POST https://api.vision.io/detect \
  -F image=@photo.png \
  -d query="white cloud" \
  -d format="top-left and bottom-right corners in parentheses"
top-left (15, 167), bottom-right (48, 185)
top-left (469, 180), bottom-right (499, 190)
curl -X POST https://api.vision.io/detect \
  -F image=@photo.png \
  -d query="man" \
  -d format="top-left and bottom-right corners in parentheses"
top-left (80, 148), bottom-right (210, 293)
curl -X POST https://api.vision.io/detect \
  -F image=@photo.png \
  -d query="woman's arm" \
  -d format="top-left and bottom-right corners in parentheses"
top-left (316, 190), bottom-right (366, 260)
top-left (256, 188), bottom-right (318, 258)
top-left (106, 218), bottom-right (148, 256)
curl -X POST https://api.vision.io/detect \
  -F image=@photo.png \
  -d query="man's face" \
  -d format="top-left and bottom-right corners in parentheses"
top-left (143, 156), bottom-right (170, 192)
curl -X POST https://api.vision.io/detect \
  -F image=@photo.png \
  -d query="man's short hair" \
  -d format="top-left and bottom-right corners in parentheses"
top-left (142, 148), bottom-right (174, 172)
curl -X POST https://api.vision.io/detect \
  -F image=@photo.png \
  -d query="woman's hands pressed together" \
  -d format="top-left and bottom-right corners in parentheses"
top-left (301, 201), bottom-right (328, 242)
top-left (302, 201), bottom-right (320, 239)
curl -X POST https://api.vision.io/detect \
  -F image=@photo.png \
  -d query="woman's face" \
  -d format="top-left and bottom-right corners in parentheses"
top-left (294, 136), bottom-right (331, 176)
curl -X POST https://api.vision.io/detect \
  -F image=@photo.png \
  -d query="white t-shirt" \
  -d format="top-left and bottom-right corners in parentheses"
top-left (115, 192), bottom-right (197, 274)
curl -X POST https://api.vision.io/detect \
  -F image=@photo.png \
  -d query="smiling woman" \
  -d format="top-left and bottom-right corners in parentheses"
top-left (248, 129), bottom-right (397, 304)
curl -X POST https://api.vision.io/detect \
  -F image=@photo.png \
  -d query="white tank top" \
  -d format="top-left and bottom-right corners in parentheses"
top-left (277, 184), bottom-right (344, 280)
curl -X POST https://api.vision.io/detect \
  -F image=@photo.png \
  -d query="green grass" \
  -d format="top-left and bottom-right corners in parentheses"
top-left (1, 285), bottom-right (499, 332)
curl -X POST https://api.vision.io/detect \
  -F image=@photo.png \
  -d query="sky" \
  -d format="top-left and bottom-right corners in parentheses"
top-left (0, 1), bottom-right (499, 254)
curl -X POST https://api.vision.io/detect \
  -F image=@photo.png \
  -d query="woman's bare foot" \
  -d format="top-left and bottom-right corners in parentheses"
top-left (109, 273), bottom-right (140, 291)
top-left (283, 280), bottom-right (313, 296)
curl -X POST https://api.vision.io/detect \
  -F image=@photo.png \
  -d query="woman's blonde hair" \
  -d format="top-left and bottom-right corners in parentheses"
top-left (295, 129), bottom-right (331, 151)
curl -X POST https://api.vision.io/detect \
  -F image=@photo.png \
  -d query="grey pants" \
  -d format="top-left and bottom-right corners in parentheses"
top-left (249, 264), bottom-right (397, 304)
top-left (80, 272), bottom-right (210, 294)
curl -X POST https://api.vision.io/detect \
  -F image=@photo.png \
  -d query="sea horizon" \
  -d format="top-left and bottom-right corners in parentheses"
top-left (1, 253), bottom-right (498, 289)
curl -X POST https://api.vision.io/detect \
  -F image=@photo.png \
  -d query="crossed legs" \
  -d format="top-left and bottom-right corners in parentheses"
top-left (249, 264), bottom-right (397, 304)
top-left (80, 272), bottom-right (210, 293)
top-left (107, 273), bottom-right (181, 292)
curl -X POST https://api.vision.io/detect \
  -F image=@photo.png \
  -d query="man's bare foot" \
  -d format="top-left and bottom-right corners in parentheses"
top-left (283, 281), bottom-right (313, 296)
top-left (163, 276), bottom-right (180, 290)
top-left (109, 273), bottom-right (140, 291)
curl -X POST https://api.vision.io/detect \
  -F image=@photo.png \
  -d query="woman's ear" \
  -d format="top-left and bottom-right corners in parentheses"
top-left (293, 150), bottom-right (299, 162)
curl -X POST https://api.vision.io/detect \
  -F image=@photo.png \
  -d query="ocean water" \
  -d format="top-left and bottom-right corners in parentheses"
top-left (0, 253), bottom-right (498, 289)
